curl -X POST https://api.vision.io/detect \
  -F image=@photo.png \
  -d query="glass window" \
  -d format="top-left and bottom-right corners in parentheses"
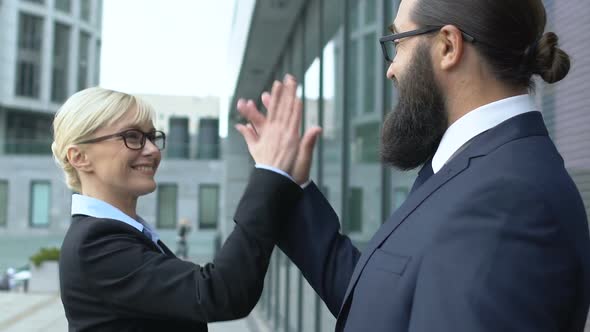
top-left (364, 0), bottom-right (377, 25)
top-left (347, 38), bottom-right (359, 117)
top-left (17, 13), bottom-right (43, 60)
top-left (302, 5), bottom-right (324, 331)
top-left (197, 119), bottom-right (220, 159)
top-left (320, 0), bottom-right (345, 240)
top-left (304, 58), bottom-right (320, 181)
top-left (157, 184), bottom-right (177, 229)
top-left (303, 0), bottom-right (321, 187)
top-left (199, 184), bottom-right (219, 229)
top-left (54, 0), bottom-right (71, 13)
top-left (80, 0), bottom-right (91, 22)
top-left (6, 111), bottom-right (53, 154)
top-left (15, 13), bottom-right (43, 98)
top-left (346, 0), bottom-right (383, 240)
top-left (167, 117), bottom-right (190, 159)
top-left (354, 121), bottom-right (380, 162)
top-left (77, 32), bottom-right (90, 91)
top-left (52, 23), bottom-right (70, 103)
top-left (0, 181), bottom-right (8, 227)
top-left (351, 1), bottom-right (360, 31)
top-left (15, 62), bottom-right (39, 98)
top-left (363, 32), bottom-right (377, 114)
top-left (322, 37), bottom-right (343, 219)
top-left (30, 181), bottom-right (51, 227)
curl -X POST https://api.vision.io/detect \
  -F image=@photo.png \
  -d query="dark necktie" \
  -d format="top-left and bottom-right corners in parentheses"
top-left (410, 160), bottom-right (434, 194)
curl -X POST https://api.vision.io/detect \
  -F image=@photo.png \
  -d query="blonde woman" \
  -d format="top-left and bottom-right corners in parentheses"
top-left (53, 84), bottom-right (304, 332)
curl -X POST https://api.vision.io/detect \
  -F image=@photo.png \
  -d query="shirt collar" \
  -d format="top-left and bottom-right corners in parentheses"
top-left (432, 94), bottom-right (538, 173)
top-left (70, 194), bottom-right (159, 242)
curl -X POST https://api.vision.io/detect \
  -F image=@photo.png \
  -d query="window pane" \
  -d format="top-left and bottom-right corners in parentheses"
top-left (54, 0), bottom-right (71, 12)
top-left (52, 23), bottom-right (70, 102)
top-left (347, 39), bottom-right (358, 117)
top-left (350, 0), bottom-right (359, 31)
top-left (30, 182), bottom-right (50, 227)
top-left (363, 33), bottom-right (376, 114)
top-left (354, 121), bottom-right (379, 162)
top-left (196, 119), bottom-right (219, 159)
top-left (305, 58), bottom-right (321, 182)
top-left (167, 117), bottom-right (189, 159)
top-left (320, 0), bottom-right (345, 245)
top-left (16, 13), bottom-right (43, 98)
top-left (17, 14), bottom-right (43, 52)
top-left (364, 0), bottom-right (376, 25)
top-left (199, 185), bottom-right (219, 229)
top-left (322, 36), bottom-right (343, 220)
top-left (157, 184), bottom-right (177, 229)
top-left (77, 32), bottom-right (90, 91)
top-left (347, 0), bottom-right (381, 239)
top-left (6, 111), bottom-right (53, 154)
top-left (80, 0), bottom-right (91, 22)
top-left (0, 181), bottom-right (8, 227)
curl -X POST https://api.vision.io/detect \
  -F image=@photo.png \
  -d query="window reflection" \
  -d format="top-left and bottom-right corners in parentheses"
top-left (346, 0), bottom-right (381, 239)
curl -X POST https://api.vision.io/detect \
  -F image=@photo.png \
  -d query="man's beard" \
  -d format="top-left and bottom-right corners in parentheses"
top-left (380, 42), bottom-right (448, 171)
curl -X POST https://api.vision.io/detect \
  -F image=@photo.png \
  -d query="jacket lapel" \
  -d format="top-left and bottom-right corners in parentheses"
top-left (337, 154), bottom-right (471, 320)
top-left (336, 111), bottom-right (549, 325)
top-left (158, 240), bottom-right (175, 256)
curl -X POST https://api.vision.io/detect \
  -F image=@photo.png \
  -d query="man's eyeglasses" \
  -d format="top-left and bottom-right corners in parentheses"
top-left (76, 129), bottom-right (166, 151)
top-left (379, 26), bottom-right (476, 62)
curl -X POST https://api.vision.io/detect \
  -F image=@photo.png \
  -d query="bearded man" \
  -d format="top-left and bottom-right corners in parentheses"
top-left (235, 0), bottom-right (590, 331)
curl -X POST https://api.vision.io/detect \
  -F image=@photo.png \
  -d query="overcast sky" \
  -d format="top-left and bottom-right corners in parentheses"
top-left (99, 0), bottom-right (235, 97)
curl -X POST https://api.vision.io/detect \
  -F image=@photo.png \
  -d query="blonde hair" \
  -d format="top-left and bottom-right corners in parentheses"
top-left (52, 87), bottom-right (155, 193)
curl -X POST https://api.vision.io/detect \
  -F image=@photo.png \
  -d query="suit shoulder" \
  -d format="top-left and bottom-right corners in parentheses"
top-left (62, 216), bottom-right (143, 254)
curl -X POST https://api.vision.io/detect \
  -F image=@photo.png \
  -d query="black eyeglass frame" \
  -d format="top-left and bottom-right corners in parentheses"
top-left (75, 129), bottom-right (167, 151)
top-left (379, 26), bottom-right (476, 62)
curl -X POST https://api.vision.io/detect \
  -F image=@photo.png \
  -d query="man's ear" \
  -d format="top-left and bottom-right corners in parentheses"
top-left (67, 145), bottom-right (93, 173)
top-left (436, 25), bottom-right (465, 71)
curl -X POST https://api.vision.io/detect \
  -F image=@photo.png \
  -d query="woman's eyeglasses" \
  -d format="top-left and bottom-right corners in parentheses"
top-left (76, 129), bottom-right (166, 151)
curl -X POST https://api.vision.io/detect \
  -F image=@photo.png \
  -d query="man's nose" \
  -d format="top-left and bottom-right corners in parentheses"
top-left (386, 62), bottom-right (395, 80)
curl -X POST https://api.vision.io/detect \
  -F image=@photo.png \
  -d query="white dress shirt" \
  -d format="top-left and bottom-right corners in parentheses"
top-left (71, 194), bottom-right (162, 249)
top-left (432, 94), bottom-right (538, 173)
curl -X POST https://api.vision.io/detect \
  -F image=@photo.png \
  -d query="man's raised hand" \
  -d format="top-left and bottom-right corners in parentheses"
top-left (235, 74), bottom-right (322, 185)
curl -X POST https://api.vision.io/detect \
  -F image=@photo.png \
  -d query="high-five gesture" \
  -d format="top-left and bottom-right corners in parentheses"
top-left (235, 74), bottom-right (322, 185)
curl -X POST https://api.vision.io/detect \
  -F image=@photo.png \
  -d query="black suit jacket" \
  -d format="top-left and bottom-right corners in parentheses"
top-left (274, 112), bottom-right (590, 331)
top-left (60, 170), bottom-right (302, 332)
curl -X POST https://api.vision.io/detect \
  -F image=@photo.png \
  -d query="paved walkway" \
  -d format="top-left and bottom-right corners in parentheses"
top-left (0, 292), bottom-right (261, 332)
